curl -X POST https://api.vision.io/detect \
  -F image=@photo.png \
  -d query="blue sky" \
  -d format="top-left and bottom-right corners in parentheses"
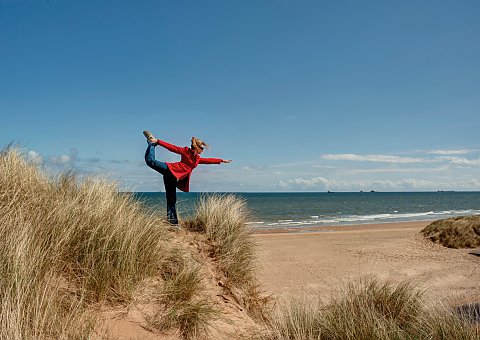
top-left (1, 0), bottom-right (479, 192)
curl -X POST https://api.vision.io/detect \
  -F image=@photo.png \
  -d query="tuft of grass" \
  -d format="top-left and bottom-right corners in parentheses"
top-left (184, 194), bottom-right (271, 320)
top-left (149, 256), bottom-right (217, 339)
top-left (184, 194), bottom-right (256, 286)
top-left (153, 299), bottom-right (217, 339)
top-left (319, 277), bottom-right (423, 339)
top-left (160, 260), bottom-right (204, 306)
top-left (0, 148), bottom-right (169, 338)
top-left (262, 277), bottom-right (479, 340)
top-left (418, 305), bottom-right (480, 340)
top-left (159, 246), bottom-right (189, 281)
top-left (422, 215), bottom-right (480, 248)
top-left (264, 296), bottom-right (322, 340)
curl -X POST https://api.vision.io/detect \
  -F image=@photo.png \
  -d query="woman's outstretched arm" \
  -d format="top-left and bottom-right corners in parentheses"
top-left (199, 157), bottom-right (232, 164)
top-left (156, 139), bottom-right (185, 155)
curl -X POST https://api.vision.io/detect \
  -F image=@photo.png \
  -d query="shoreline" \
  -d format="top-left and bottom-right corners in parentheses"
top-left (252, 219), bottom-right (436, 234)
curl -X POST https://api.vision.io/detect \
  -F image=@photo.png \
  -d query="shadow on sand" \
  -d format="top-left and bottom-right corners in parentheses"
top-left (468, 249), bottom-right (480, 257)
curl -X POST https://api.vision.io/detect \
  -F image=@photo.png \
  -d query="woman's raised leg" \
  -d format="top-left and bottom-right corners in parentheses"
top-left (144, 142), bottom-right (169, 175)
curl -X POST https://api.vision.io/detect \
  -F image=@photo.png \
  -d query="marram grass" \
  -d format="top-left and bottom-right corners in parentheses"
top-left (3, 147), bottom-right (476, 339)
top-left (148, 255), bottom-right (218, 339)
top-left (184, 194), bottom-right (271, 321)
top-left (422, 215), bottom-right (480, 248)
top-left (261, 277), bottom-right (479, 340)
top-left (184, 194), bottom-right (256, 287)
top-left (0, 148), bottom-right (169, 339)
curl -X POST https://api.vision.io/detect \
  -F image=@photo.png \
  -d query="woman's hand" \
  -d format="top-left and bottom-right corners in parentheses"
top-left (222, 159), bottom-right (232, 163)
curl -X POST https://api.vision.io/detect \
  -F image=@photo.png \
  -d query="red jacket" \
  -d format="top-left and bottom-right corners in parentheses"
top-left (157, 139), bottom-right (223, 192)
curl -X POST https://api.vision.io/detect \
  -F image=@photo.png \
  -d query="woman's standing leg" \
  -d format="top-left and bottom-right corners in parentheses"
top-left (163, 174), bottom-right (178, 224)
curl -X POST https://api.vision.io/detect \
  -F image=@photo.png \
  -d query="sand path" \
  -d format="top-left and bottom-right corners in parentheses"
top-left (255, 221), bottom-right (480, 305)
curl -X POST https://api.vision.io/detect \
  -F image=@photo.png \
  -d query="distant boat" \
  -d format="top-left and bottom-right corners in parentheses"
top-left (360, 190), bottom-right (364, 193)
top-left (370, 190), bottom-right (376, 193)
top-left (327, 190), bottom-right (333, 193)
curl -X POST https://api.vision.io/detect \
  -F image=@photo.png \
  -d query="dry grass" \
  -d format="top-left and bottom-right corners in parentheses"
top-left (4, 147), bottom-right (477, 339)
top-left (262, 296), bottom-right (322, 340)
top-left (153, 299), bottom-right (217, 339)
top-left (183, 194), bottom-right (271, 320)
top-left (160, 259), bottom-right (204, 306)
top-left (319, 277), bottom-right (423, 339)
top-left (422, 215), bottom-right (480, 248)
top-left (0, 147), bottom-right (169, 339)
top-left (148, 255), bottom-right (218, 339)
top-left (184, 194), bottom-right (256, 286)
top-left (262, 277), bottom-right (479, 340)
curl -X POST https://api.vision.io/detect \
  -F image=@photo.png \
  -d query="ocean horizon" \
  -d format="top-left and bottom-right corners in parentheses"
top-left (132, 191), bottom-right (480, 230)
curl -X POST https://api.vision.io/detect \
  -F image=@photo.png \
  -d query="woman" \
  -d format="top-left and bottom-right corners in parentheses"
top-left (143, 130), bottom-right (232, 224)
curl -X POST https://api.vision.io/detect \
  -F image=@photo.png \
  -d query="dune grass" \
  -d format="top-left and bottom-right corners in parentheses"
top-left (0, 147), bottom-right (259, 339)
top-left (160, 260), bottom-right (204, 305)
top-left (0, 147), bottom-right (170, 339)
top-left (422, 215), bottom-right (480, 248)
top-left (183, 194), bottom-right (271, 320)
top-left (6, 146), bottom-right (476, 339)
top-left (148, 254), bottom-right (218, 339)
top-left (263, 277), bottom-right (479, 340)
top-left (154, 299), bottom-right (217, 339)
top-left (183, 194), bottom-right (256, 286)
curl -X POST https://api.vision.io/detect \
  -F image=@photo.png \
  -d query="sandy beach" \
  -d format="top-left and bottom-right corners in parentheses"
top-left (255, 221), bottom-right (480, 305)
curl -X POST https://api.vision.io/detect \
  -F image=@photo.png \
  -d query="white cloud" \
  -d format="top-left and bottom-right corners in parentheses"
top-left (59, 155), bottom-right (72, 164)
top-left (321, 153), bottom-right (432, 164)
top-left (27, 150), bottom-right (42, 164)
top-left (279, 176), bottom-right (331, 190)
top-left (322, 152), bottom-right (480, 167)
top-left (427, 149), bottom-right (470, 155)
top-left (338, 166), bottom-right (449, 174)
top-left (48, 148), bottom-right (79, 166)
top-left (437, 156), bottom-right (480, 166)
top-left (50, 155), bottom-right (70, 165)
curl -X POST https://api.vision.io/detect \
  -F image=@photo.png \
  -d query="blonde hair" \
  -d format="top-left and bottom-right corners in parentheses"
top-left (191, 137), bottom-right (209, 150)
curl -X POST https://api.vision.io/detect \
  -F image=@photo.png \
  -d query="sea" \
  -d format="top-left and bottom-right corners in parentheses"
top-left (133, 192), bottom-right (480, 231)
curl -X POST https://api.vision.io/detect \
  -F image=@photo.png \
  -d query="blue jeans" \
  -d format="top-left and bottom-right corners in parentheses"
top-left (145, 142), bottom-right (178, 224)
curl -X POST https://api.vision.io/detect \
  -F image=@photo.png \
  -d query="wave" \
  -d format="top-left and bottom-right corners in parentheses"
top-left (249, 209), bottom-right (480, 229)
